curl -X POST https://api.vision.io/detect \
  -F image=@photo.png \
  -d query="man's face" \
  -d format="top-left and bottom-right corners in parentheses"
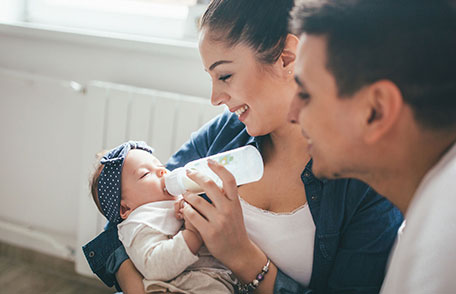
top-left (288, 34), bottom-right (368, 179)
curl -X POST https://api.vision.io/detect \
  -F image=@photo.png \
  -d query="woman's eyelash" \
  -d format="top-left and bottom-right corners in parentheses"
top-left (219, 74), bottom-right (232, 82)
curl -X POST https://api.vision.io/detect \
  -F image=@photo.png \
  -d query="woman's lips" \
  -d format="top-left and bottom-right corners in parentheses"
top-left (234, 105), bottom-right (249, 122)
top-left (234, 105), bottom-right (249, 117)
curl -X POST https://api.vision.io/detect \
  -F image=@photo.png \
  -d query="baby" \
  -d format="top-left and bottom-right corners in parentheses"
top-left (90, 141), bottom-right (235, 294)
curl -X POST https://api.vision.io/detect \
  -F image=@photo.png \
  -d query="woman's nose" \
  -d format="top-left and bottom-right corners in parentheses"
top-left (211, 86), bottom-right (229, 106)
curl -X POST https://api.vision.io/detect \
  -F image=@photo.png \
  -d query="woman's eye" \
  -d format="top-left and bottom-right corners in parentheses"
top-left (219, 74), bottom-right (232, 82)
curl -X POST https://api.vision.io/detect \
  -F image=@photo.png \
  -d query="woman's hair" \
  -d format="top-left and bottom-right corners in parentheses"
top-left (89, 150), bottom-right (108, 215)
top-left (200, 0), bottom-right (295, 64)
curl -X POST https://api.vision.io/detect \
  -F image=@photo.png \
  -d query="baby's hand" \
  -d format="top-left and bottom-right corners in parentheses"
top-left (176, 199), bottom-right (203, 254)
top-left (184, 217), bottom-right (198, 234)
top-left (174, 198), bottom-right (185, 220)
top-left (182, 215), bottom-right (203, 254)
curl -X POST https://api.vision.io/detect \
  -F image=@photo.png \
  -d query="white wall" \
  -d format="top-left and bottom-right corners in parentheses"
top-left (0, 22), bottom-right (212, 265)
top-left (0, 23), bottom-right (211, 97)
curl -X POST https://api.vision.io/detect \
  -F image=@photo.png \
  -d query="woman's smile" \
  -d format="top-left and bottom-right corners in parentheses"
top-left (235, 105), bottom-right (249, 122)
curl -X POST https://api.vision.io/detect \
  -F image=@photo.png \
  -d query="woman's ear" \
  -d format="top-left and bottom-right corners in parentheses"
top-left (280, 34), bottom-right (299, 74)
top-left (120, 200), bottom-right (132, 220)
top-left (363, 80), bottom-right (404, 144)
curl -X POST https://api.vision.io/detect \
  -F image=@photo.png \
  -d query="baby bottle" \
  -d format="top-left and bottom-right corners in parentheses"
top-left (164, 145), bottom-right (264, 196)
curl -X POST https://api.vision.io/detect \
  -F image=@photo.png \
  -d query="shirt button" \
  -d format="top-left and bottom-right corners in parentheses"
top-left (304, 172), bottom-right (311, 177)
top-left (311, 195), bottom-right (318, 201)
top-left (88, 251), bottom-right (95, 258)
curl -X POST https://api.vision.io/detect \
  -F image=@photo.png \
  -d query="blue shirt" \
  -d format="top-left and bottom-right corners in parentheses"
top-left (83, 110), bottom-right (402, 294)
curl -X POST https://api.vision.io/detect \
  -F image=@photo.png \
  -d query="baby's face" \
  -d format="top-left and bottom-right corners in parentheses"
top-left (121, 149), bottom-right (175, 213)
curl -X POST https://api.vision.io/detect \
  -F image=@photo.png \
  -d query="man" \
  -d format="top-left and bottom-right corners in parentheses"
top-left (288, 0), bottom-right (456, 293)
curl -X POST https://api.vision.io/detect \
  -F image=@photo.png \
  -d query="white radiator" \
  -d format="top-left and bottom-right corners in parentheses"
top-left (75, 81), bottom-right (223, 276)
top-left (0, 68), bottom-right (222, 277)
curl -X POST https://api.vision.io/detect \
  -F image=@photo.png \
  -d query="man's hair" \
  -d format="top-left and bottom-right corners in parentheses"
top-left (200, 0), bottom-right (295, 64)
top-left (291, 0), bottom-right (456, 130)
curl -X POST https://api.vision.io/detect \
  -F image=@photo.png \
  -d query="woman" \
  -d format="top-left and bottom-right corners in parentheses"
top-left (83, 0), bottom-right (402, 293)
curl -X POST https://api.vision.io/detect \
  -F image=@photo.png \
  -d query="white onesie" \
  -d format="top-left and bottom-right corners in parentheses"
top-left (118, 201), bottom-right (235, 294)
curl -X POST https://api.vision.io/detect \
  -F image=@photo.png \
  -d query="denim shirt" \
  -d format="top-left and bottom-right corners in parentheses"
top-left (83, 110), bottom-right (403, 293)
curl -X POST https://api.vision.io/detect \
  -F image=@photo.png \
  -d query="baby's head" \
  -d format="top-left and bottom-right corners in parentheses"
top-left (90, 141), bottom-right (174, 224)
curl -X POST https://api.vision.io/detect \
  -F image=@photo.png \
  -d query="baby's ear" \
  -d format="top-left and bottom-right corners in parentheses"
top-left (120, 200), bottom-right (132, 219)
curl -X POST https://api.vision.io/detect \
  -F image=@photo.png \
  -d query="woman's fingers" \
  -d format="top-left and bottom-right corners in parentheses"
top-left (181, 198), bottom-right (210, 233)
top-left (181, 161), bottom-right (252, 270)
top-left (206, 159), bottom-right (238, 201)
top-left (182, 191), bottom-right (216, 220)
top-left (185, 168), bottom-right (229, 208)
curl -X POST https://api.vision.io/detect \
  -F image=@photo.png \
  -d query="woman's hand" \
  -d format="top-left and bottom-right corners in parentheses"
top-left (182, 159), bottom-right (277, 293)
top-left (182, 160), bottom-right (262, 271)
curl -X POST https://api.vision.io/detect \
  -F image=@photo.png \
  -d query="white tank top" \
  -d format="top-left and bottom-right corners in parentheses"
top-left (240, 197), bottom-right (315, 286)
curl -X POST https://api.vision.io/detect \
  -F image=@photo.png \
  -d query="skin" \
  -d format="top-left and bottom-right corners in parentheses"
top-left (115, 29), bottom-right (312, 294)
top-left (179, 29), bottom-right (312, 293)
top-left (116, 259), bottom-right (146, 294)
top-left (121, 149), bottom-right (203, 253)
top-left (288, 34), bottom-right (456, 214)
top-left (198, 29), bottom-right (310, 214)
top-left (113, 27), bottom-right (456, 294)
top-left (119, 149), bottom-right (174, 219)
top-left (287, 34), bottom-right (373, 180)
top-left (199, 29), bottom-right (296, 137)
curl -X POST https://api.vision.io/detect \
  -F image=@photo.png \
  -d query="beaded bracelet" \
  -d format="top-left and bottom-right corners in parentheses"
top-left (237, 258), bottom-right (271, 294)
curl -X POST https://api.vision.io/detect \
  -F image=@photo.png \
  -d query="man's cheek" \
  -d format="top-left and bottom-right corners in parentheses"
top-left (299, 111), bottom-right (310, 129)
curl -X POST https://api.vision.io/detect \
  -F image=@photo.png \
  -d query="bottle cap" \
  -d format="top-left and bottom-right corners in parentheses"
top-left (164, 167), bottom-right (186, 196)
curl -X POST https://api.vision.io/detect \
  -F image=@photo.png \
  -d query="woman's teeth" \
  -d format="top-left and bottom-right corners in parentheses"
top-left (235, 105), bottom-right (249, 117)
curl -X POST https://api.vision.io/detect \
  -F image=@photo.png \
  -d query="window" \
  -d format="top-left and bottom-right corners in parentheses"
top-left (1, 0), bottom-right (210, 41)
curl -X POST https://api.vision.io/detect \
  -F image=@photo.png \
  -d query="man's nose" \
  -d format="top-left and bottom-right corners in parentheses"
top-left (288, 96), bottom-right (301, 124)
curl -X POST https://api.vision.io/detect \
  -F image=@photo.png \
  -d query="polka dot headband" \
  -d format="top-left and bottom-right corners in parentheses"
top-left (97, 141), bottom-right (154, 225)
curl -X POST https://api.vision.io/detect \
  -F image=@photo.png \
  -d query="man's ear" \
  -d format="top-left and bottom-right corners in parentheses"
top-left (280, 34), bottom-right (299, 75)
top-left (363, 80), bottom-right (403, 144)
top-left (120, 200), bottom-right (132, 220)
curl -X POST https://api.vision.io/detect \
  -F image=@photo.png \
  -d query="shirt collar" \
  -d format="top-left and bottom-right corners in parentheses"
top-left (302, 158), bottom-right (326, 185)
top-left (248, 135), bottom-right (262, 150)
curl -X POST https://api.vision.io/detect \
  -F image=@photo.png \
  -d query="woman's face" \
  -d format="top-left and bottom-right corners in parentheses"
top-left (198, 29), bottom-right (296, 137)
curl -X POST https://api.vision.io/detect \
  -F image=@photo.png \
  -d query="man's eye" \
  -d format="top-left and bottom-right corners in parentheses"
top-left (298, 92), bottom-right (311, 99)
top-left (219, 74), bottom-right (232, 82)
